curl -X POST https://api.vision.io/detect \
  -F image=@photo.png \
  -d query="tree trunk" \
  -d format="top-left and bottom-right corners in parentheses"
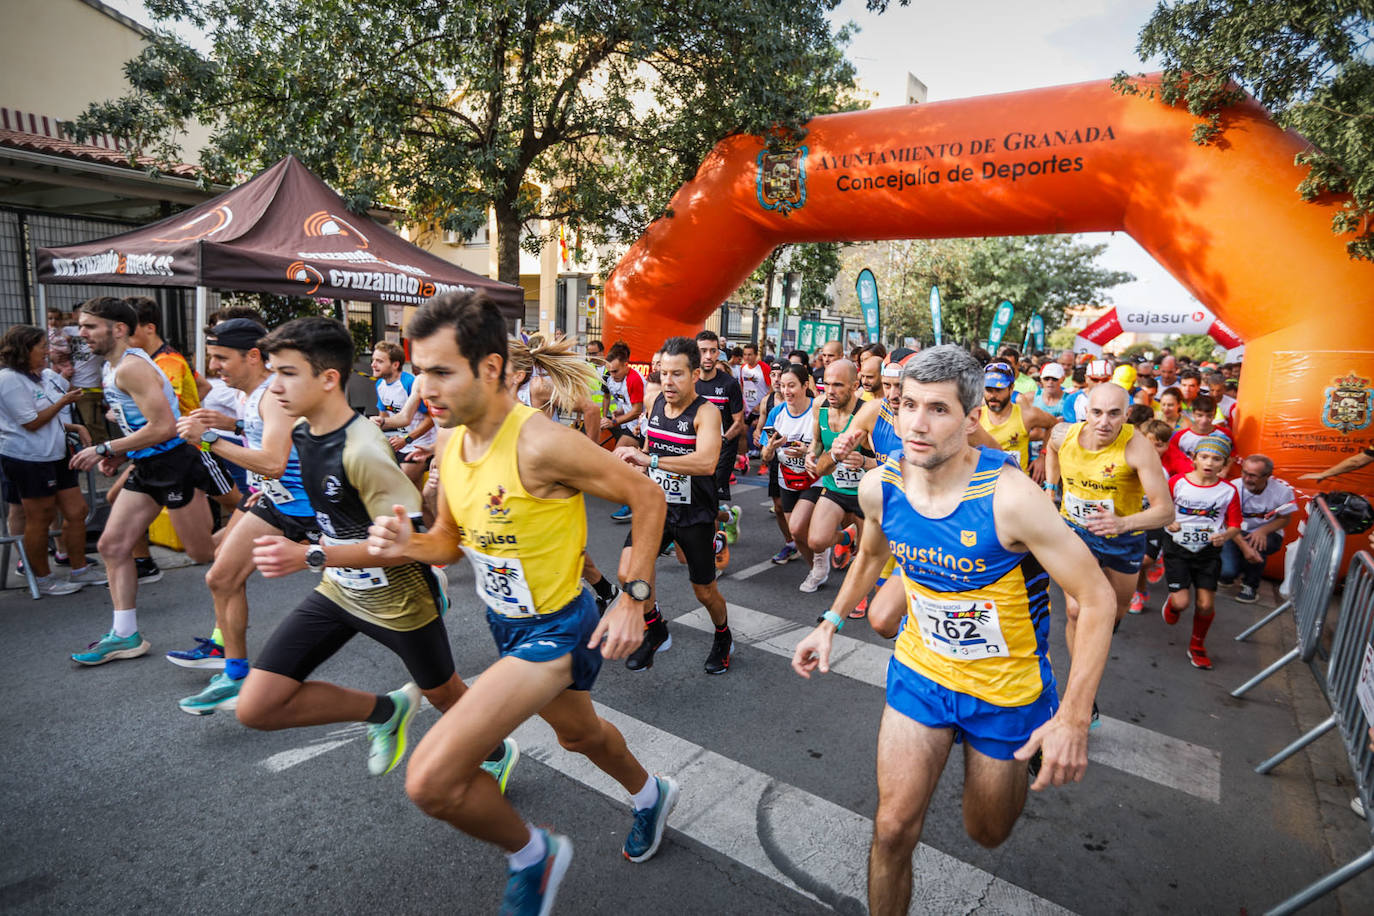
top-left (493, 199), bottom-right (523, 287)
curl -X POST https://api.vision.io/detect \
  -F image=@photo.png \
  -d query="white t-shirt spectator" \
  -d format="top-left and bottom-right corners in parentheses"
top-left (63, 325), bottom-right (103, 388)
top-left (735, 362), bottom-right (770, 416)
top-left (1235, 476), bottom-right (1297, 533)
top-left (604, 368), bottom-right (644, 424)
top-left (0, 367), bottom-right (71, 461)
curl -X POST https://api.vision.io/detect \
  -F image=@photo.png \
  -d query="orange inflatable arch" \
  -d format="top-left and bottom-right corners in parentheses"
top-left (604, 76), bottom-right (1374, 490)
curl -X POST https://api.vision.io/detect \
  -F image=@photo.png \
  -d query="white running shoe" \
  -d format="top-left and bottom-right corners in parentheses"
top-left (36, 574), bottom-right (82, 596)
top-left (68, 564), bottom-right (108, 586)
top-left (799, 549), bottom-right (832, 593)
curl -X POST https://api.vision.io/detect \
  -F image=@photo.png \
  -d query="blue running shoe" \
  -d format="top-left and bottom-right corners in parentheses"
top-left (166, 636), bottom-right (225, 669)
top-left (770, 543), bottom-right (799, 565)
top-left (367, 683), bottom-right (421, 776)
top-left (610, 504), bottom-right (632, 523)
top-left (623, 775), bottom-right (680, 863)
top-left (178, 673), bottom-right (242, 716)
top-left (72, 630), bottom-right (150, 666)
top-left (1090, 701), bottom-right (1101, 730)
top-left (501, 830), bottom-right (573, 916)
top-left (481, 738), bottom-right (521, 795)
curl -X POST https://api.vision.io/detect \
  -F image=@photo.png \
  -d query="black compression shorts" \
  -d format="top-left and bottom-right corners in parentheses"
top-left (255, 590), bottom-right (455, 690)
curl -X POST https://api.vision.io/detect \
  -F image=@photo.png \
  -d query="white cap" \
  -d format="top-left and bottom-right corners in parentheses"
top-left (1039, 362), bottom-right (1065, 380)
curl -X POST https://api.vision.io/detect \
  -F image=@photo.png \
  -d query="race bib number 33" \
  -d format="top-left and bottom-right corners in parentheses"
top-left (910, 592), bottom-right (1010, 661)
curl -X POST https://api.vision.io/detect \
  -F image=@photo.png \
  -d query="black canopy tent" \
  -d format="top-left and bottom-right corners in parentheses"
top-left (35, 155), bottom-right (523, 369)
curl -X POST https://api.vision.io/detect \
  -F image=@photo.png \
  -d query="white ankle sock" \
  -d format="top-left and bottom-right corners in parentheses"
top-left (631, 776), bottom-right (660, 811)
top-left (508, 825), bottom-right (546, 871)
top-left (112, 609), bottom-right (138, 638)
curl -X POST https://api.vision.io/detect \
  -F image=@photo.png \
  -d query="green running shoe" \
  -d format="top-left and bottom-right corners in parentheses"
top-left (367, 683), bottom-right (421, 776)
top-left (480, 738), bottom-right (521, 794)
top-left (178, 673), bottom-right (242, 716)
top-left (72, 631), bottom-right (150, 666)
top-left (722, 505), bottom-right (742, 544)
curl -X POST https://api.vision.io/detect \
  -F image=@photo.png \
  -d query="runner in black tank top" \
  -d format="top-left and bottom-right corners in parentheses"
top-left (616, 337), bottom-right (735, 675)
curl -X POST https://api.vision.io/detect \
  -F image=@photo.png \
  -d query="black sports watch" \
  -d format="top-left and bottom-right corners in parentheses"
top-left (621, 578), bottom-right (651, 601)
top-left (304, 544), bottom-right (327, 572)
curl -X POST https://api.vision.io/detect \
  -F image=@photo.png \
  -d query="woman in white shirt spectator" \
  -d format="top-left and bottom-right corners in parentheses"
top-left (0, 325), bottom-right (105, 595)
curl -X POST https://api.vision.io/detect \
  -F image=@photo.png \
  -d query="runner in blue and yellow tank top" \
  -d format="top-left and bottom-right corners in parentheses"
top-left (365, 292), bottom-right (678, 915)
top-left (792, 345), bottom-right (1117, 916)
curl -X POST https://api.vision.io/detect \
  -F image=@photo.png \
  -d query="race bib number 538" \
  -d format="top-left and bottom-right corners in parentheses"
top-left (910, 592), bottom-right (1009, 661)
top-left (464, 546), bottom-right (538, 616)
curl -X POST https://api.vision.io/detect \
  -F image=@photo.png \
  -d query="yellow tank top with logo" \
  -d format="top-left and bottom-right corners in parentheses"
top-left (1058, 421), bottom-right (1145, 535)
top-left (980, 402), bottom-right (1030, 470)
top-left (442, 403), bottom-right (587, 617)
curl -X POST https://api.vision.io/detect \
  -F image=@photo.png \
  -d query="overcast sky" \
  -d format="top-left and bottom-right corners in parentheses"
top-left (110, 0), bottom-right (1192, 316)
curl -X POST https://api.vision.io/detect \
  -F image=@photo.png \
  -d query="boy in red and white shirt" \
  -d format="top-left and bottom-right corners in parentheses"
top-left (1161, 434), bottom-right (1261, 669)
top-left (1161, 393), bottom-right (1232, 477)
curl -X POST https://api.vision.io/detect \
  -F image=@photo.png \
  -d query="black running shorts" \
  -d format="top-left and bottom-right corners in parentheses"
top-left (255, 590), bottom-right (455, 690)
top-left (625, 521), bottom-right (717, 586)
top-left (123, 443), bottom-right (212, 510)
top-left (1162, 540), bottom-right (1222, 594)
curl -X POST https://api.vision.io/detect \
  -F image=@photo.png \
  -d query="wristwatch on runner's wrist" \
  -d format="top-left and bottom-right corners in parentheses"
top-left (304, 545), bottom-right (327, 572)
top-left (621, 579), bottom-right (651, 601)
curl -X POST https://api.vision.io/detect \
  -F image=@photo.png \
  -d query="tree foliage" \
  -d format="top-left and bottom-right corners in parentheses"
top-left (832, 235), bottom-right (1132, 348)
top-left (1114, 1), bottom-right (1374, 260)
top-left (741, 242), bottom-right (844, 315)
top-left (75, 0), bottom-right (859, 283)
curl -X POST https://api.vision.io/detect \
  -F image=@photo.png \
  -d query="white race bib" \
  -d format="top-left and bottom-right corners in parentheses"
top-left (464, 546), bottom-right (538, 616)
top-left (909, 592), bottom-right (1009, 661)
top-left (1063, 491), bottom-right (1114, 525)
top-left (247, 471), bottom-right (293, 505)
top-left (1171, 521), bottom-right (1217, 553)
top-left (321, 536), bottom-right (390, 590)
top-left (832, 462), bottom-right (865, 489)
top-left (649, 466), bottom-right (690, 504)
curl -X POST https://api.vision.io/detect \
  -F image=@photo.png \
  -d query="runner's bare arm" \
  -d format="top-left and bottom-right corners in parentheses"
top-left (381, 384), bottom-right (424, 430)
top-left (993, 469), bottom-right (1114, 790)
top-left (367, 478), bottom-right (466, 567)
top-left (1043, 422), bottom-right (1070, 489)
top-left (1120, 431), bottom-right (1174, 531)
top-left (522, 414), bottom-right (666, 658)
top-left (653, 402), bottom-right (721, 475)
top-left (792, 470), bottom-right (891, 678)
top-left (186, 396), bottom-right (296, 478)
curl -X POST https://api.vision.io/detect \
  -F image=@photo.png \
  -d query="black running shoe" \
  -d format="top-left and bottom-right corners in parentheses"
top-left (1090, 701), bottom-right (1101, 730)
top-left (135, 557), bottom-right (163, 584)
top-left (704, 627), bottom-right (733, 675)
top-left (595, 584), bottom-right (619, 617)
top-left (625, 617), bottom-right (671, 671)
top-left (1028, 748), bottom-right (1043, 781)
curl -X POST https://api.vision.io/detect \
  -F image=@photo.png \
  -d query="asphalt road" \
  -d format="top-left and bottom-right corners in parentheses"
top-left (2, 474), bottom-right (1371, 914)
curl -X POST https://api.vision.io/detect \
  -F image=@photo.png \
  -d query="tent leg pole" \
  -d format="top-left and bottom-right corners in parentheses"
top-left (194, 286), bottom-right (208, 374)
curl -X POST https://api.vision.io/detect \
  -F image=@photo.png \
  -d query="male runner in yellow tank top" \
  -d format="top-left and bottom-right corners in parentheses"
top-left (979, 361), bottom-right (1057, 482)
top-left (1044, 383), bottom-right (1173, 724)
top-left (366, 292), bottom-right (674, 916)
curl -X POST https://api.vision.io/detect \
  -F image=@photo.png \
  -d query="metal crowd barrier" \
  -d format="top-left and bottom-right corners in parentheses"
top-left (1262, 551), bottom-right (1374, 915)
top-left (1232, 496), bottom-right (1344, 698)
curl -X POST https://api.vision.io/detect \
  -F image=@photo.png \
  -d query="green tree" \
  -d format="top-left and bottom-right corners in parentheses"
top-left (1168, 333), bottom-right (1223, 364)
top-left (1114, 1), bottom-right (1374, 260)
top-left (835, 235), bottom-right (1132, 347)
top-left (76, 0), bottom-right (858, 284)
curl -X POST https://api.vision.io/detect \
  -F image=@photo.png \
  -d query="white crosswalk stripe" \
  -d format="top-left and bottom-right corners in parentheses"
top-left (511, 699), bottom-right (1075, 915)
top-left (672, 603), bottom-right (1223, 803)
top-left (729, 558), bottom-right (777, 580)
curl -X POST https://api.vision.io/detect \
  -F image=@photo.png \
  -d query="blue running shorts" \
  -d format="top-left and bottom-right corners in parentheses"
top-left (885, 658), bottom-right (1058, 760)
top-left (486, 587), bottom-right (603, 691)
top-left (1069, 524), bottom-right (1146, 575)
